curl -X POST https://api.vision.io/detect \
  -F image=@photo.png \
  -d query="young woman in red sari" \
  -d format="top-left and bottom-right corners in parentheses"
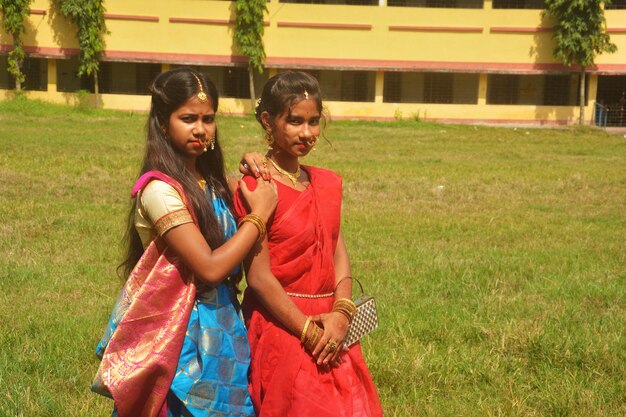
top-left (233, 71), bottom-right (383, 417)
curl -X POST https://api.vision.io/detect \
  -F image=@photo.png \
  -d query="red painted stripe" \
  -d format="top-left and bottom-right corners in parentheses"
top-left (30, 9), bottom-right (47, 16)
top-left (277, 22), bottom-right (371, 30)
top-left (608, 28), bottom-right (626, 33)
top-left (266, 56), bottom-right (589, 72)
top-left (104, 13), bottom-right (159, 22)
top-left (389, 25), bottom-right (483, 33)
top-left (490, 27), bottom-right (552, 33)
top-left (102, 50), bottom-right (249, 65)
top-left (169, 17), bottom-right (233, 25)
top-left (4, 44), bottom-right (625, 74)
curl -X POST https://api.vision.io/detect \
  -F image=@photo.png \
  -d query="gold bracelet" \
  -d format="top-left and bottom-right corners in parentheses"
top-left (238, 213), bottom-right (266, 239)
top-left (300, 316), bottom-right (312, 343)
top-left (304, 323), bottom-right (322, 353)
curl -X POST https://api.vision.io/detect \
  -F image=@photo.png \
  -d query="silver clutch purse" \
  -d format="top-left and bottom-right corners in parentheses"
top-left (344, 279), bottom-right (379, 347)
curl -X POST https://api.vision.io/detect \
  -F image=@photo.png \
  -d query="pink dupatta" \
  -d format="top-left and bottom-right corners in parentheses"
top-left (92, 171), bottom-right (198, 417)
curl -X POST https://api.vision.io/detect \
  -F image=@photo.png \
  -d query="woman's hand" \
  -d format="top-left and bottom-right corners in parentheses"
top-left (239, 176), bottom-right (278, 223)
top-left (311, 312), bottom-right (350, 367)
top-left (239, 152), bottom-right (271, 180)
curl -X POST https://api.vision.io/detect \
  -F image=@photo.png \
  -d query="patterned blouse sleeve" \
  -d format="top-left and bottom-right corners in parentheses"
top-left (140, 180), bottom-right (194, 235)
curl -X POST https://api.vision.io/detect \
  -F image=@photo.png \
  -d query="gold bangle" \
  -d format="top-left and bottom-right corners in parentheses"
top-left (300, 316), bottom-right (312, 343)
top-left (238, 213), bottom-right (266, 240)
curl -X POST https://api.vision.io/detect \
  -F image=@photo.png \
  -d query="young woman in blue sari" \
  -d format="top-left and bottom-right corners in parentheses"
top-left (92, 68), bottom-right (276, 417)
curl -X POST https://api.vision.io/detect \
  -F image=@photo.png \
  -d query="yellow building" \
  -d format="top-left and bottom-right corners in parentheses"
top-left (1, 0), bottom-right (625, 125)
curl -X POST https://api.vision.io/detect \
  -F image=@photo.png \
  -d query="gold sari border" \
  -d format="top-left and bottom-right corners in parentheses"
top-left (154, 208), bottom-right (193, 236)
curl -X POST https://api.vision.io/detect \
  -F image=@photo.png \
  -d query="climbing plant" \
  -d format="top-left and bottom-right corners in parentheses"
top-left (234, 0), bottom-right (267, 107)
top-left (544, 0), bottom-right (617, 124)
top-left (56, 0), bottom-right (107, 107)
top-left (0, 0), bottom-right (33, 91)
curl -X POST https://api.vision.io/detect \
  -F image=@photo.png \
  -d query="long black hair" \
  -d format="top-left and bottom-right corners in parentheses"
top-left (119, 67), bottom-right (234, 280)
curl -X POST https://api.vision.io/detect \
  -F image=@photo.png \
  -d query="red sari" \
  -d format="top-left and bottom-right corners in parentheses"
top-left (234, 166), bottom-right (383, 417)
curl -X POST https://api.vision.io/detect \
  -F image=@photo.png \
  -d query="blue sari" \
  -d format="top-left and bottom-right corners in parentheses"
top-left (104, 187), bottom-right (255, 417)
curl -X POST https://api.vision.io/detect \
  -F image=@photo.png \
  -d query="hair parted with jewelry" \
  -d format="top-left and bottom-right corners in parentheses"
top-left (119, 67), bottom-right (237, 282)
top-left (255, 71), bottom-right (328, 133)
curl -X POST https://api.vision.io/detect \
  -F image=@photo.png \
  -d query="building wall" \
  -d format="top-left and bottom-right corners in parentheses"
top-left (0, 0), bottom-right (625, 124)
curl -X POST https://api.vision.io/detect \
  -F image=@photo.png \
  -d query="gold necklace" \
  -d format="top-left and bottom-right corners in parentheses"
top-left (269, 158), bottom-right (300, 186)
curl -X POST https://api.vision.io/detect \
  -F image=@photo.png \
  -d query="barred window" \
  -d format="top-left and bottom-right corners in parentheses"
top-left (492, 0), bottom-right (545, 9)
top-left (279, 0), bottom-right (378, 5)
top-left (487, 74), bottom-right (585, 105)
top-left (98, 62), bottom-right (161, 95)
top-left (596, 76), bottom-right (626, 127)
top-left (606, 0), bottom-right (626, 9)
top-left (57, 58), bottom-right (93, 92)
top-left (175, 65), bottom-right (269, 99)
top-left (388, 0), bottom-right (483, 8)
top-left (383, 72), bottom-right (478, 104)
top-left (0, 56), bottom-right (47, 91)
top-left (283, 70), bottom-right (375, 102)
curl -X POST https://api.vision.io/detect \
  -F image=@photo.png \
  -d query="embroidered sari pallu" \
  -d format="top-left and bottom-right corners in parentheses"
top-left (93, 171), bottom-right (254, 417)
top-left (235, 166), bottom-right (383, 417)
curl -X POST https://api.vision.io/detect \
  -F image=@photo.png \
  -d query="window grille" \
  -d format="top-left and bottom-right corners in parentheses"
top-left (279, 0), bottom-right (378, 5)
top-left (97, 62), bottom-right (161, 95)
top-left (282, 69), bottom-right (375, 102)
top-left (606, 0), bottom-right (626, 9)
top-left (383, 72), bottom-right (479, 104)
top-left (596, 75), bottom-right (626, 127)
top-left (174, 65), bottom-right (269, 99)
top-left (0, 56), bottom-right (47, 91)
top-left (492, 0), bottom-right (545, 8)
top-left (388, 0), bottom-right (483, 8)
top-left (487, 74), bottom-right (585, 106)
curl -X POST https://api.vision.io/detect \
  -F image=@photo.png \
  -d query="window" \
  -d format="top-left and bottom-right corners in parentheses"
top-left (388, 0), bottom-right (483, 8)
top-left (279, 0), bottom-right (378, 5)
top-left (0, 56), bottom-right (47, 90)
top-left (383, 72), bottom-right (479, 104)
top-left (606, 0), bottom-right (626, 9)
top-left (175, 65), bottom-right (269, 99)
top-left (488, 74), bottom-right (585, 105)
top-left (98, 62), bottom-right (161, 95)
top-left (492, 0), bottom-right (545, 9)
top-left (285, 69), bottom-right (375, 102)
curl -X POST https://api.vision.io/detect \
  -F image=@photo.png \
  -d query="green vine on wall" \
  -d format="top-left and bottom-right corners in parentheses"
top-left (234, 0), bottom-right (267, 107)
top-left (56, 0), bottom-right (107, 107)
top-left (0, 0), bottom-right (33, 91)
top-left (544, 0), bottom-right (617, 124)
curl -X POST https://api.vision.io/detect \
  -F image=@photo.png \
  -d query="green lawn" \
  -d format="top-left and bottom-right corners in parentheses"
top-left (1, 97), bottom-right (624, 416)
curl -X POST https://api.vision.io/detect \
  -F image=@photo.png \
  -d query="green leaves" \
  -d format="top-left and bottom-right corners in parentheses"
top-left (55, 0), bottom-right (107, 77)
top-left (0, 0), bottom-right (33, 89)
top-left (234, 0), bottom-right (267, 74)
top-left (544, 0), bottom-right (617, 68)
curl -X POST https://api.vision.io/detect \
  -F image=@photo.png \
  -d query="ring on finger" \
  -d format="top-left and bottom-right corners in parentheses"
top-left (326, 339), bottom-right (338, 353)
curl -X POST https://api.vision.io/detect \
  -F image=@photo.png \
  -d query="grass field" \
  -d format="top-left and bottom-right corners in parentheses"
top-left (0, 97), bottom-right (625, 416)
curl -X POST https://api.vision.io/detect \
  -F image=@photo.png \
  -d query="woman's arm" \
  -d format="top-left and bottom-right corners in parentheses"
top-left (244, 239), bottom-right (310, 337)
top-left (158, 176), bottom-right (276, 286)
top-left (311, 231), bottom-right (353, 365)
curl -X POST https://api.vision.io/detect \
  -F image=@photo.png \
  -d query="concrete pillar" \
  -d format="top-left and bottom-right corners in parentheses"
top-left (478, 73), bottom-right (488, 106)
top-left (379, 0), bottom-right (387, 6)
top-left (47, 59), bottom-right (57, 93)
top-left (162, 63), bottom-right (171, 72)
top-left (484, 0), bottom-right (492, 10)
top-left (269, 68), bottom-right (278, 78)
top-left (375, 71), bottom-right (384, 104)
top-left (587, 73), bottom-right (599, 124)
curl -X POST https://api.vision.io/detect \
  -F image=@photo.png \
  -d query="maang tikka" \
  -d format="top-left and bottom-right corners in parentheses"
top-left (192, 74), bottom-right (208, 103)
